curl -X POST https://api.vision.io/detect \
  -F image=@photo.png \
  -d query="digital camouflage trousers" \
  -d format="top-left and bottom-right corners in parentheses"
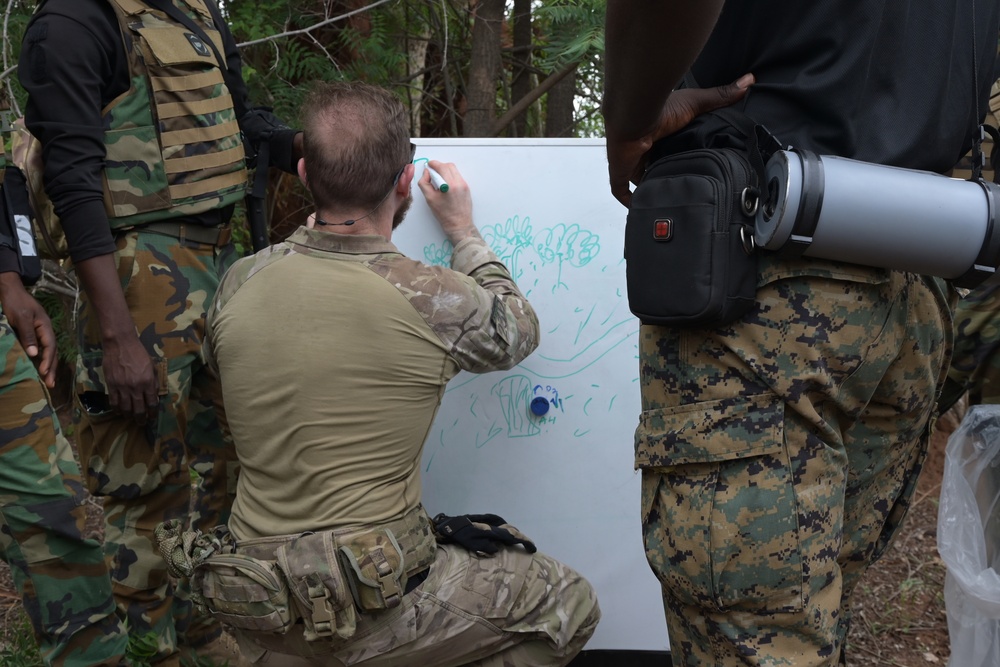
top-left (73, 229), bottom-right (238, 666)
top-left (0, 314), bottom-right (128, 667)
top-left (635, 257), bottom-right (954, 666)
top-left (234, 543), bottom-right (600, 667)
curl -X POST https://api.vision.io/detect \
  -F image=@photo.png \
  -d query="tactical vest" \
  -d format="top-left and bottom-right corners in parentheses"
top-left (103, 0), bottom-right (247, 229)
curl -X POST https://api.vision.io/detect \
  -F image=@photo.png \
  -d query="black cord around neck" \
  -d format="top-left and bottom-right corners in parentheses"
top-left (315, 178), bottom-right (397, 228)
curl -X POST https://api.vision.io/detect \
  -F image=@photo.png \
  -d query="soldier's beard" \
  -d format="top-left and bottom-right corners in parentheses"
top-left (392, 193), bottom-right (413, 230)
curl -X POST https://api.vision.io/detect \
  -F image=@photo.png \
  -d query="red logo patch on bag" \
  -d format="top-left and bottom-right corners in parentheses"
top-left (653, 218), bottom-right (673, 241)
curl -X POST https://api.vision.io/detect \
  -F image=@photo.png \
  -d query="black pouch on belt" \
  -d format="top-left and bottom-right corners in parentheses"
top-left (624, 90), bottom-right (780, 328)
top-left (626, 146), bottom-right (760, 327)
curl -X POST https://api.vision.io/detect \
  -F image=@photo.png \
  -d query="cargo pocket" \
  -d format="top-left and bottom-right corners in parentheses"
top-left (459, 542), bottom-right (532, 619)
top-left (638, 393), bottom-right (804, 614)
top-left (195, 554), bottom-right (293, 634)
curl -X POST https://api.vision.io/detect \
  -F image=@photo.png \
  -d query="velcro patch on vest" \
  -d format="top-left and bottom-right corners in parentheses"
top-left (184, 32), bottom-right (212, 58)
top-left (491, 296), bottom-right (511, 348)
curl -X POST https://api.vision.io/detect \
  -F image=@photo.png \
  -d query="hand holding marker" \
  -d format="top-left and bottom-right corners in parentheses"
top-left (427, 166), bottom-right (449, 193)
top-left (413, 153), bottom-right (449, 193)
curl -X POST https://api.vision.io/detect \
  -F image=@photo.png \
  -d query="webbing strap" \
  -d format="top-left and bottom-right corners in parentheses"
top-left (955, 181), bottom-right (1000, 288)
top-left (679, 71), bottom-right (781, 193)
top-left (157, 94), bottom-right (234, 120)
top-left (161, 119), bottom-right (240, 147)
top-left (151, 70), bottom-right (222, 93)
top-left (984, 124), bottom-right (1000, 185)
top-left (165, 145), bottom-right (244, 174)
top-left (782, 149), bottom-right (826, 256)
top-left (168, 169), bottom-right (247, 199)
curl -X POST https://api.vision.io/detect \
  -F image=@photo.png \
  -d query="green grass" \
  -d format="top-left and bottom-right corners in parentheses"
top-left (0, 610), bottom-right (198, 667)
top-left (0, 608), bottom-right (41, 667)
top-left (125, 626), bottom-right (160, 667)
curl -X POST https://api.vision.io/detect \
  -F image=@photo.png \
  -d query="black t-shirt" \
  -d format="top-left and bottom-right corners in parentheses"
top-left (689, 0), bottom-right (1000, 173)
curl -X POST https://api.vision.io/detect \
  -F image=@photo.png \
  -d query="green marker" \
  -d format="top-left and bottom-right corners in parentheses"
top-left (427, 166), bottom-right (449, 193)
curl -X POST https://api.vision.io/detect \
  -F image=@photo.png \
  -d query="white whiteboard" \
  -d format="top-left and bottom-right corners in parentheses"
top-left (395, 139), bottom-right (668, 652)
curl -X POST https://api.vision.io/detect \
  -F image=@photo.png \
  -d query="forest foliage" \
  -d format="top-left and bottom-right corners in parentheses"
top-left (0, 0), bottom-right (606, 364)
top-left (1, 0), bottom-right (605, 136)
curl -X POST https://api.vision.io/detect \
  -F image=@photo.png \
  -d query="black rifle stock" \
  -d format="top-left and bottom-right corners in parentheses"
top-left (247, 138), bottom-right (271, 253)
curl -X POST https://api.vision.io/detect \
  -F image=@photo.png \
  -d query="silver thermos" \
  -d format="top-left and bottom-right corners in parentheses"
top-left (754, 149), bottom-right (1000, 287)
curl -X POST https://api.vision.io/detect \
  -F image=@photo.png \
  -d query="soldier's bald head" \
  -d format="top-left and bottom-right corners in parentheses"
top-left (301, 82), bottom-right (411, 212)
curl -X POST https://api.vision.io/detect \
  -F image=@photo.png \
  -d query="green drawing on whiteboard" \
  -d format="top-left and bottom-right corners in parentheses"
top-left (411, 206), bottom-right (635, 457)
top-left (422, 215), bottom-right (602, 297)
top-left (423, 240), bottom-right (454, 267)
top-left (491, 375), bottom-right (541, 437)
top-left (482, 215), bottom-right (534, 281)
top-left (535, 223), bottom-right (600, 293)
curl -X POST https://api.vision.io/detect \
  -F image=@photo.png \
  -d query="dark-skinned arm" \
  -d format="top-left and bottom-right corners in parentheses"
top-left (0, 271), bottom-right (58, 388)
top-left (603, 0), bottom-right (752, 206)
top-left (74, 255), bottom-right (159, 422)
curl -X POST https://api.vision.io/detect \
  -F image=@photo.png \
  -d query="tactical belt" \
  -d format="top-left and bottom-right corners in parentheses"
top-left (134, 221), bottom-right (233, 246)
top-left (236, 504), bottom-right (437, 593)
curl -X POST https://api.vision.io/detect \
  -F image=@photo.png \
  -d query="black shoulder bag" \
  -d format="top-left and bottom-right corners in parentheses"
top-left (624, 98), bottom-right (780, 328)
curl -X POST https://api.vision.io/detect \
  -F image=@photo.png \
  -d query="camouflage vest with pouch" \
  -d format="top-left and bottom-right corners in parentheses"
top-left (103, 0), bottom-right (247, 228)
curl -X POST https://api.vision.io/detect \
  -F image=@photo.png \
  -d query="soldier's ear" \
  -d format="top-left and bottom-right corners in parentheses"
top-left (297, 158), bottom-right (308, 187)
top-left (396, 163), bottom-right (415, 196)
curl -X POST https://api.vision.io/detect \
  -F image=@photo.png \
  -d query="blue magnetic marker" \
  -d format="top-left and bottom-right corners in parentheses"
top-left (530, 397), bottom-right (550, 416)
top-left (427, 167), bottom-right (449, 193)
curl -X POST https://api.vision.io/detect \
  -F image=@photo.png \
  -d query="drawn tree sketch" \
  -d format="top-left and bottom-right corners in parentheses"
top-left (481, 215), bottom-right (534, 281)
top-left (534, 223), bottom-right (600, 293)
top-left (423, 240), bottom-right (454, 267)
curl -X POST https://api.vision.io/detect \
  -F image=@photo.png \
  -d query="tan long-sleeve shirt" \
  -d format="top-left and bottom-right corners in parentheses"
top-left (204, 226), bottom-right (539, 539)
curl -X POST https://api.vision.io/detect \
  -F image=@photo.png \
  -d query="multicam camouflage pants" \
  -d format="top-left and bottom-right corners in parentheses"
top-left (73, 229), bottom-right (238, 665)
top-left (636, 256), bottom-right (954, 666)
top-left (234, 543), bottom-right (600, 667)
top-left (0, 314), bottom-right (128, 667)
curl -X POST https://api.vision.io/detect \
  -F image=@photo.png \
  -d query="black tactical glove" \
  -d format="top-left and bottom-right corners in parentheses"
top-left (432, 513), bottom-right (537, 555)
top-left (238, 107), bottom-right (298, 173)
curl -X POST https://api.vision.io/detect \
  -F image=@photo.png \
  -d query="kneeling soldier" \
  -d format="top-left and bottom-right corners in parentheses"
top-left (160, 81), bottom-right (600, 667)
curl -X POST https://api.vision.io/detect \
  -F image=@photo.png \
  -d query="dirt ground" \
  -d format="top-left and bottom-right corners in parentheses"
top-left (0, 394), bottom-right (969, 665)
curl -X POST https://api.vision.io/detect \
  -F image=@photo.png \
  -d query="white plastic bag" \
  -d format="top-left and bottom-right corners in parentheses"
top-left (938, 404), bottom-right (1000, 667)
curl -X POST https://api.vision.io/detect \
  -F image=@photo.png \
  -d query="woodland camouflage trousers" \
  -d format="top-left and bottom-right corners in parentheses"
top-left (73, 229), bottom-right (238, 666)
top-left (636, 257), bottom-right (954, 666)
top-left (940, 280), bottom-right (1000, 411)
top-left (0, 313), bottom-right (128, 667)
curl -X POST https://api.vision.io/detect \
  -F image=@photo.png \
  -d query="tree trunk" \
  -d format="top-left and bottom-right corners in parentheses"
top-left (407, 28), bottom-right (430, 137)
top-left (545, 65), bottom-right (577, 137)
top-left (509, 0), bottom-right (532, 137)
top-left (464, 0), bottom-right (505, 137)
